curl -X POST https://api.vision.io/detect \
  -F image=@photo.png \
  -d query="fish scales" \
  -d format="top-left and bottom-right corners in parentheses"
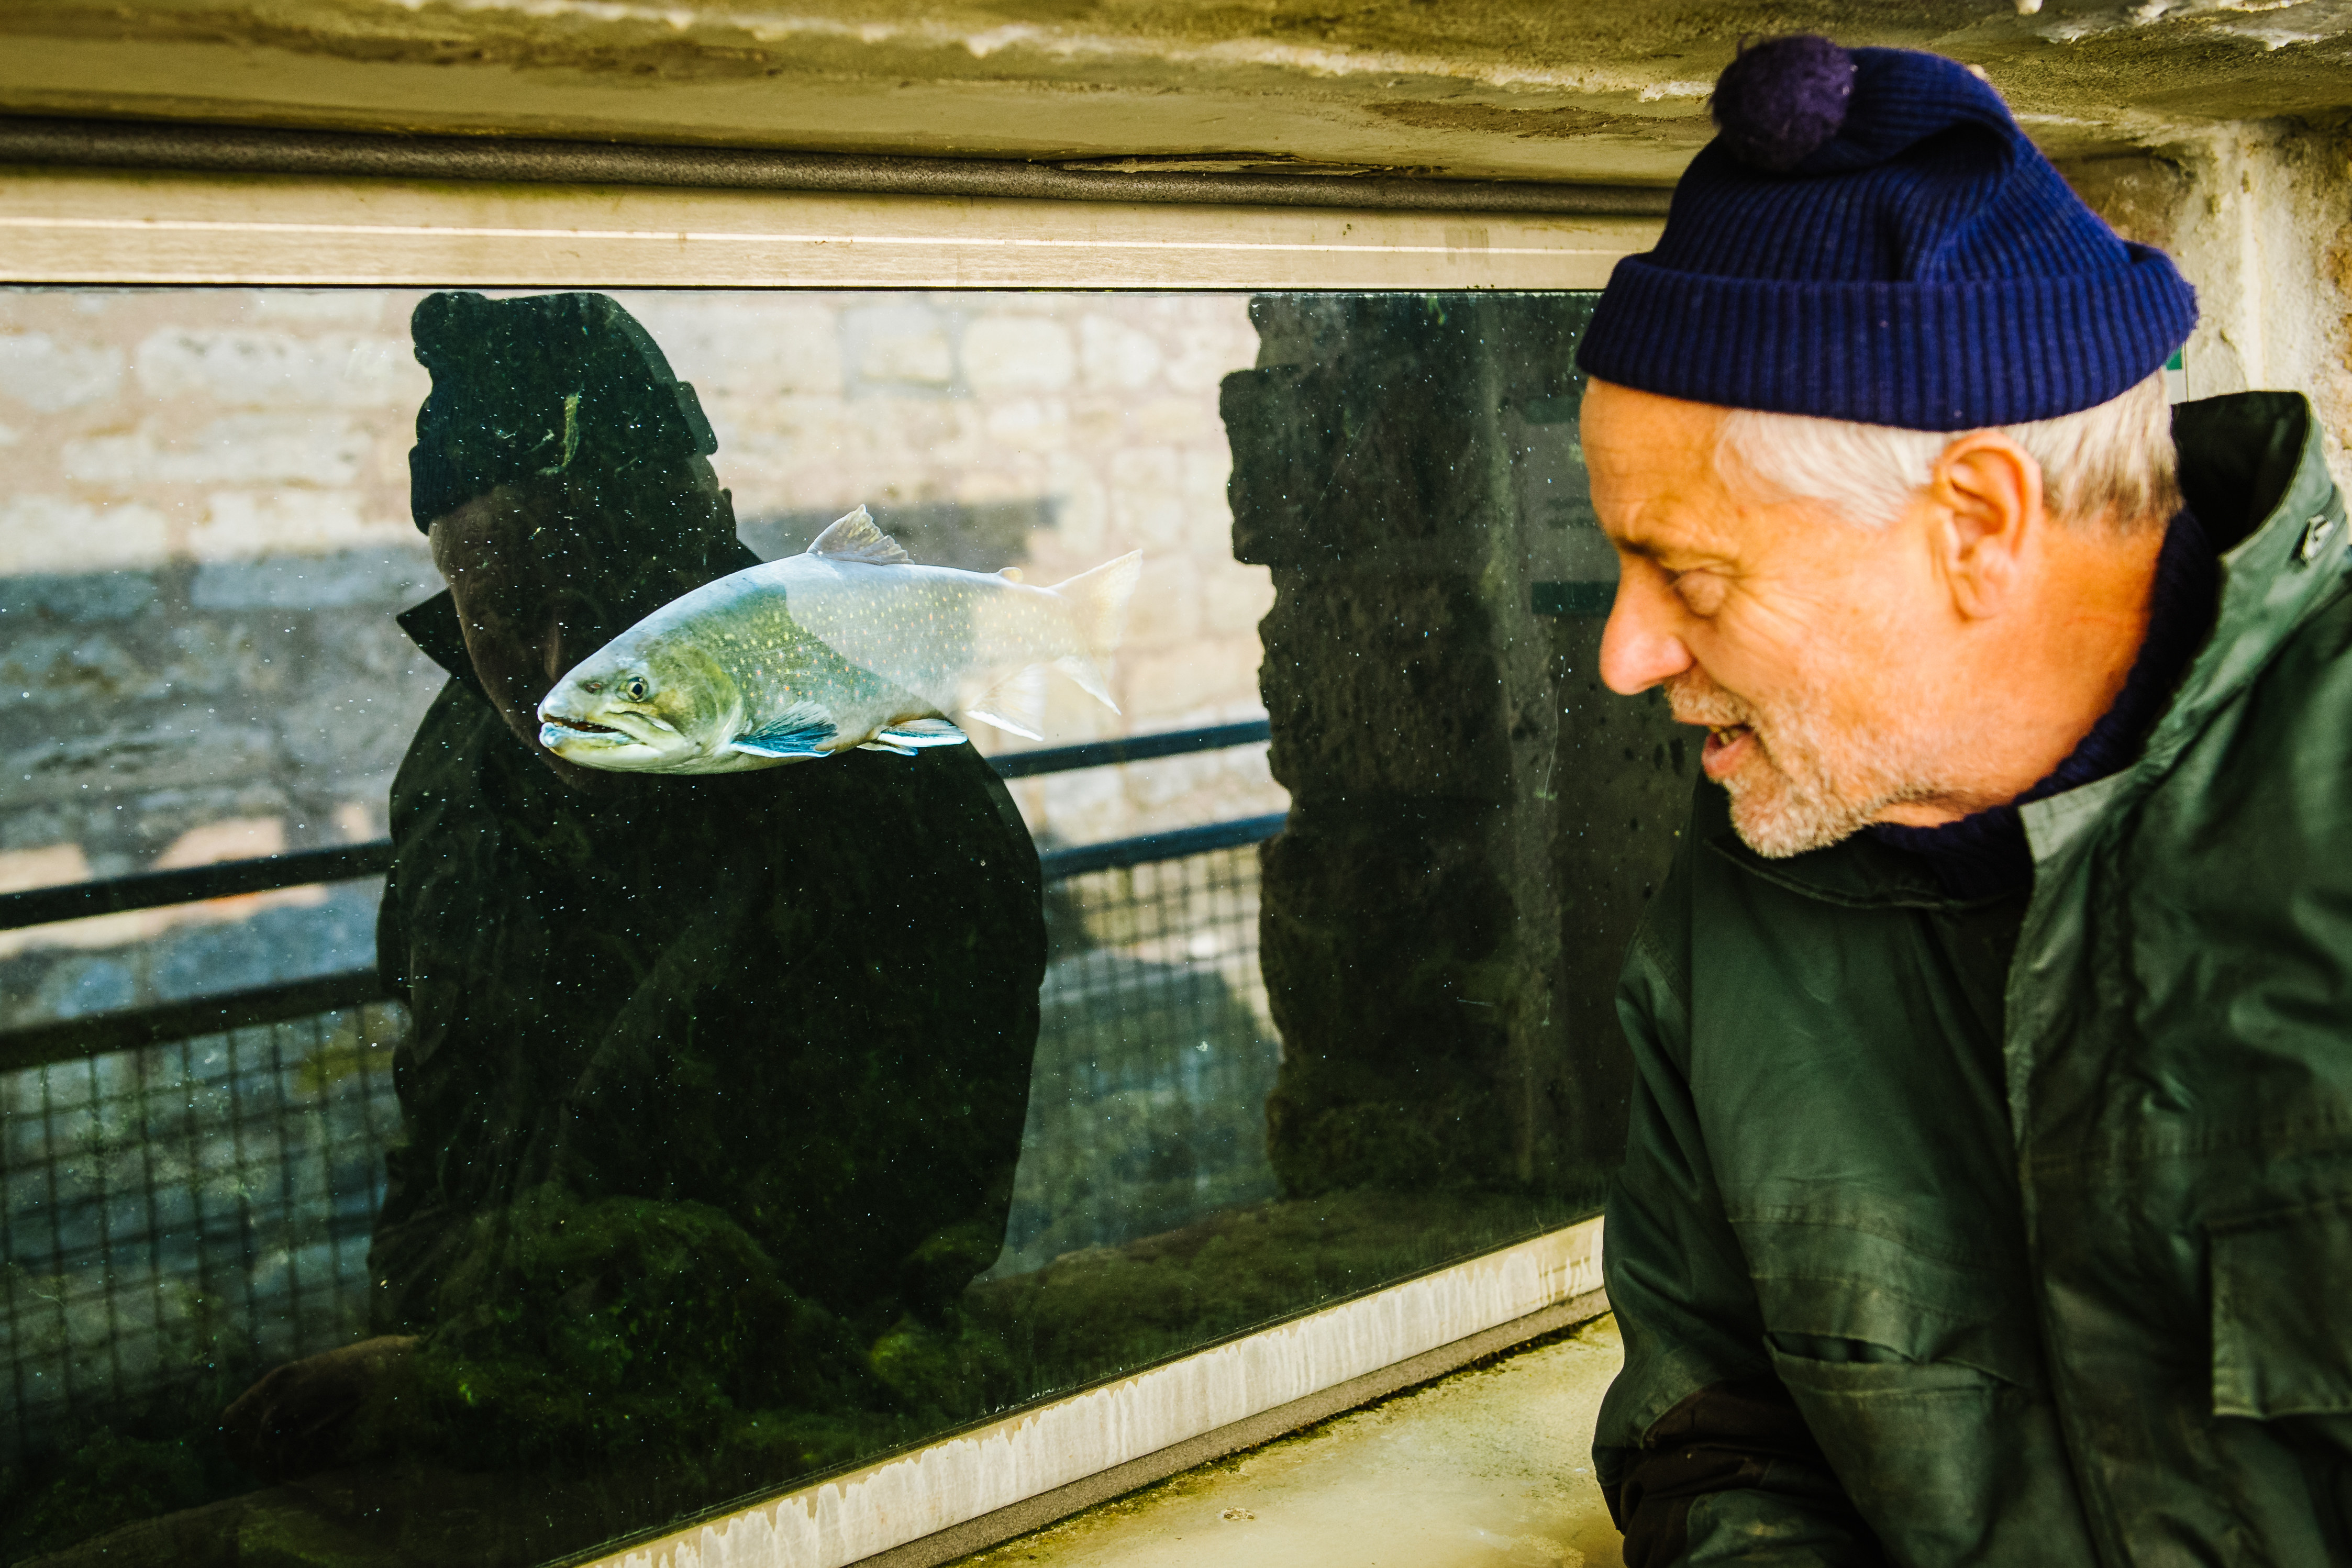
top-left (536, 506), bottom-right (1141, 774)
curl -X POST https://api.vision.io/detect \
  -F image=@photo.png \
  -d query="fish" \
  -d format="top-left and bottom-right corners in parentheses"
top-left (536, 506), bottom-right (1142, 773)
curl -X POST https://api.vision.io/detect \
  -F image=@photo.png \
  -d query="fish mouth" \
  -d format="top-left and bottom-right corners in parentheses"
top-left (538, 715), bottom-right (650, 753)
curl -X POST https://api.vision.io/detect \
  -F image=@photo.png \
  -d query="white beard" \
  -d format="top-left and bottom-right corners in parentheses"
top-left (1667, 668), bottom-right (1940, 859)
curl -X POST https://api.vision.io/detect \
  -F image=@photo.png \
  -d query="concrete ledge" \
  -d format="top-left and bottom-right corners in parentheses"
top-left (863, 1287), bottom-right (1612, 1568)
top-left (584, 1218), bottom-right (1605, 1568)
top-left (0, 168), bottom-right (1659, 290)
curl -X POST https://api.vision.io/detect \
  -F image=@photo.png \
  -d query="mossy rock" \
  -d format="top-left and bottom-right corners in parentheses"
top-left (3, 1430), bottom-right (220, 1562)
top-left (366, 1188), bottom-right (892, 1475)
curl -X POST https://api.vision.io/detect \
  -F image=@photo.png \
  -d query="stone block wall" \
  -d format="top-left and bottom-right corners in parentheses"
top-left (1, 288), bottom-right (1283, 1028)
top-left (1225, 293), bottom-right (1686, 1204)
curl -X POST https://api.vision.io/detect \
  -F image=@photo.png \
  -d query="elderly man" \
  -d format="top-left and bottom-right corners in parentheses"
top-left (1579, 37), bottom-right (2352, 1568)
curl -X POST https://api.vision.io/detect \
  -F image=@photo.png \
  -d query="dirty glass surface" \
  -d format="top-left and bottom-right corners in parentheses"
top-left (0, 287), bottom-right (1683, 1566)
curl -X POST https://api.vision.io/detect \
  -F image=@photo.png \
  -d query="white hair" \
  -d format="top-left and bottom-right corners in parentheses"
top-left (1715, 371), bottom-right (2180, 533)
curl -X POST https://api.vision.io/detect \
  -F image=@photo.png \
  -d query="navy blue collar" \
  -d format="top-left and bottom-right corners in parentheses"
top-left (1866, 507), bottom-right (2220, 899)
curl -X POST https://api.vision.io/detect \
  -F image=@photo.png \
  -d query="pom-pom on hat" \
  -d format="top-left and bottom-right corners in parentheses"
top-left (1576, 38), bottom-right (2196, 431)
top-left (407, 291), bottom-right (718, 531)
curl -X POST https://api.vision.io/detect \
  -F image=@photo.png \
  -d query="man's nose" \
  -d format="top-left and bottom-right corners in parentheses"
top-left (1598, 570), bottom-right (1694, 695)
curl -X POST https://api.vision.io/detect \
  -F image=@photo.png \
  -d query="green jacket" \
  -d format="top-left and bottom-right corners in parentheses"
top-left (1595, 392), bottom-right (2352, 1566)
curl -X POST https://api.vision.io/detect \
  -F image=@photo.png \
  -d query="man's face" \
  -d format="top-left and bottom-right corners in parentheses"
top-left (1581, 380), bottom-right (1957, 857)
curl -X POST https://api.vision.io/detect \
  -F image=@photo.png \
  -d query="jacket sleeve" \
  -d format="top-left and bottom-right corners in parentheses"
top-left (1595, 867), bottom-right (1885, 1567)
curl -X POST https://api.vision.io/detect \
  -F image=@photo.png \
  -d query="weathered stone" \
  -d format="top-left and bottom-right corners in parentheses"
top-left (1, 631), bottom-right (150, 707)
top-left (0, 496), bottom-right (169, 575)
top-left (131, 330), bottom-right (415, 409)
top-left (983, 397), bottom-right (1069, 447)
top-left (1081, 315), bottom-right (1164, 392)
top-left (843, 304), bottom-right (955, 390)
top-left (617, 297), bottom-right (845, 397)
top-left (6, 723), bottom-right (282, 805)
top-left (16, 0), bottom-right (2352, 197)
top-left (1107, 446), bottom-right (1186, 550)
top-left (148, 895), bottom-right (376, 1002)
top-left (964, 317), bottom-right (1076, 393)
top-left (275, 684), bottom-right (432, 776)
top-left (190, 490), bottom-right (384, 560)
top-left (63, 414), bottom-right (372, 487)
top-left (0, 291), bottom-right (1283, 1039)
top-left (1118, 641), bottom-right (1258, 720)
top-left (24, 955), bottom-right (136, 1022)
top-left (1230, 292), bottom-right (1684, 1201)
top-left (1197, 560), bottom-right (1274, 638)
top-left (0, 333), bottom-right (124, 414)
top-left (188, 545), bottom-right (437, 610)
top-left (0, 571), bottom-right (158, 625)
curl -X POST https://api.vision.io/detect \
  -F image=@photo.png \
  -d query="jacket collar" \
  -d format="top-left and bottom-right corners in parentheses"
top-left (1703, 781), bottom-right (1981, 911)
top-left (2138, 392), bottom-right (2347, 768)
top-left (1710, 391), bottom-right (2347, 910)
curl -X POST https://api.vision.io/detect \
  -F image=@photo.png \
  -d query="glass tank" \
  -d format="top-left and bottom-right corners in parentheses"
top-left (0, 286), bottom-right (1684, 1565)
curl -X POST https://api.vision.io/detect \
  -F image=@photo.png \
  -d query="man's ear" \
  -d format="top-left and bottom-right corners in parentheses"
top-left (1927, 432), bottom-right (2043, 620)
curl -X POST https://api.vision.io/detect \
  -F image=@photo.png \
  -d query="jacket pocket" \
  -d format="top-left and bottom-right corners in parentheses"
top-left (2210, 1198), bottom-right (2352, 1418)
top-left (1765, 1345), bottom-right (2093, 1566)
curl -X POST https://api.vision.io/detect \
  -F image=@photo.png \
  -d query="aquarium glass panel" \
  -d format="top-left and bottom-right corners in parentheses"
top-left (0, 287), bottom-right (1684, 1565)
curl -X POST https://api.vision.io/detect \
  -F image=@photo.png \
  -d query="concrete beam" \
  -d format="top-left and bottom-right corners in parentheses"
top-left (4, 1), bottom-right (2351, 186)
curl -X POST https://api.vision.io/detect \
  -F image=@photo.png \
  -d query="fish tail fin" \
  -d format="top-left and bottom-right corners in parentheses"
top-left (966, 665), bottom-right (1050, 740)
top-left (1046, 551), bottom-right (1141, 712)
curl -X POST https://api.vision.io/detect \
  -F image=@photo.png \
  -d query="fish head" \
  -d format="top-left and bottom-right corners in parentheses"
top-left (537, 630), bottom-right (742, 772)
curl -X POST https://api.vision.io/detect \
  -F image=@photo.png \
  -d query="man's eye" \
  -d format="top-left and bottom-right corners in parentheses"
top-left (1671, 571), bottom-right (1729, 616)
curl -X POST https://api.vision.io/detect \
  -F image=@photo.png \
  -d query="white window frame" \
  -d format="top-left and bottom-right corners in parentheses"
top-left (0, 150), bottom-right (1646, 1567)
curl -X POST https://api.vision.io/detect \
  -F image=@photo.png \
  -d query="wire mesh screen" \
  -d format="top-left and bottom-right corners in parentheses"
top-left (0, 842), bottom-right (1276, 1466)
top-left (1, 1004), bottom-right (405, 1468)
top-left (1000, 844), bottom-right (1279, 1277)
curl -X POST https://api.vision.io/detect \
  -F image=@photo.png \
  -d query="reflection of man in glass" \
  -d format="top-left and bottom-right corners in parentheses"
top-left (358, 292), bottom-right (1042, 1455)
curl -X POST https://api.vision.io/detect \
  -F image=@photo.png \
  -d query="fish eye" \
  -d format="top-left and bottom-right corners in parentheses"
top-left (624, 675), bottom-right (649, 702)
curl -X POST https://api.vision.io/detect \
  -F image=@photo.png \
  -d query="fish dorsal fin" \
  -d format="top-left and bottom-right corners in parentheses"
top-left (805, 505), bottom-right (909, 566)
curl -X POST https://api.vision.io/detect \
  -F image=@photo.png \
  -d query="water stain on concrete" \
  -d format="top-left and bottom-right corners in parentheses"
top-left (957, 1315), bottom-right (1627, 1568)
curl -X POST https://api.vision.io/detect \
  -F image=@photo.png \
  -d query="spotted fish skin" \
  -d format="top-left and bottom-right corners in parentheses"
top-left (537, 507), bottom-right (1141, 774)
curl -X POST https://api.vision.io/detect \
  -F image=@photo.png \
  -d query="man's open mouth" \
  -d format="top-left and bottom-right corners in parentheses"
top-left (1701, 723), bottom-right (1755, 777)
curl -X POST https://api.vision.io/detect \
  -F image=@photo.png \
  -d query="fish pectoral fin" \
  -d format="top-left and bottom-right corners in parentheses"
top-left (729, 707), bottom-right (838, 759)
top-left (804, 505), bottom-right (911, 566)
top-left (857, 740), bottom-right (919, 757)
top-left (875, 718), bottom-right (970, 749)
top-left (963, 665), bottom-right (1049, 741)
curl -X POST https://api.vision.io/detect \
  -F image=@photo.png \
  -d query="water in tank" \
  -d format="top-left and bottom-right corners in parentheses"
top-left (0, 287), bottom-right (1682, 1564)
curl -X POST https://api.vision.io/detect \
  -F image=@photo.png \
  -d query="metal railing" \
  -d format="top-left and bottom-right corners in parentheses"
top-left (0, 721), bottom-right (1278, 1072)
top-left (0, 720), bottom-right (1272, 937)
top-left (1, 720), bottom-right (1285, 1466)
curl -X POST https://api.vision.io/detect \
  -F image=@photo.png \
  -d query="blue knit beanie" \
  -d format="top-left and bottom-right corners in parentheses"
top-left (1576, 37), bottom-right (2197, 430)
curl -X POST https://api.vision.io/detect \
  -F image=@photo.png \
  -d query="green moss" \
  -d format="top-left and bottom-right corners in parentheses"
top-left (360, 1188), bottom-right (893, 1476)
top-left (2, 1429), bottom-right (224, 1562)
top-left (972, 1188), bottom-right (1592, 1397)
